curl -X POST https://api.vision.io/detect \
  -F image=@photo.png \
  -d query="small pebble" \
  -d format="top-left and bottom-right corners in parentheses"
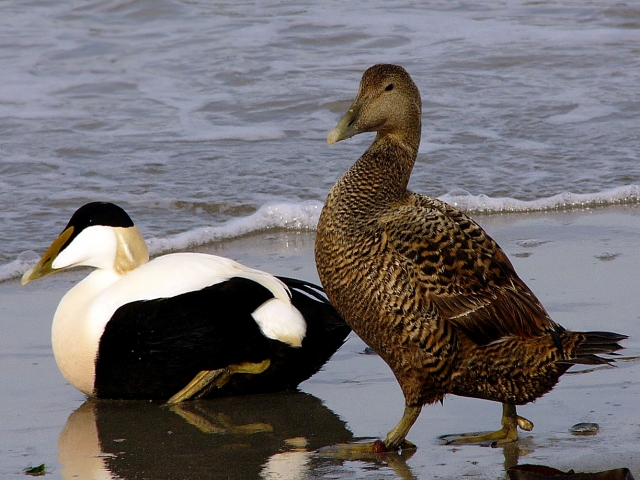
top-left (595, 251), bottom-right (620, 261)
top-left (569, 422), bottom-right (599, 436)
top-left (516, 239), bottom-right (549, 248)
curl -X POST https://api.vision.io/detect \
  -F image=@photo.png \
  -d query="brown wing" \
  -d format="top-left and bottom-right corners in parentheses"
top-left (379, 193), bottom-right (563, 345)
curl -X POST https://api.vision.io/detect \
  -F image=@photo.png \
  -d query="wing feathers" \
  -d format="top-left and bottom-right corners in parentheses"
top-left (381, 194), bottom-right (561, 345)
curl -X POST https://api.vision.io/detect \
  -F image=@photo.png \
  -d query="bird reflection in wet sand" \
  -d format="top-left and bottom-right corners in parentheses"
top-left (58, 392), bottom-right (355, 480)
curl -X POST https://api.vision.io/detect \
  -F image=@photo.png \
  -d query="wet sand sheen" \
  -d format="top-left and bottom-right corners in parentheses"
top-left (1, 206), bottom-right (639, 479)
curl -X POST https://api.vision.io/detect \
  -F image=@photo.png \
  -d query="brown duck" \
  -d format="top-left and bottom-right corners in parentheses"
top-left (315, 64), bottom-right (626, 452)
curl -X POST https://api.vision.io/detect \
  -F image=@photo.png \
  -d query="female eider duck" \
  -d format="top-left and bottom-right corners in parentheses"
top-left (23, 202), bottom-right (349, 401)
top-left (315, 64), bottom-right (626, 452)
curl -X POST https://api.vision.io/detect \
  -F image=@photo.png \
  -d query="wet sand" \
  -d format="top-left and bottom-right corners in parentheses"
top-left (1, 206), bottom-right (639, 479)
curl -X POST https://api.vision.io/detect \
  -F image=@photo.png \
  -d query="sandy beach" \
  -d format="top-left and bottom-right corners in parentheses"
top-left (1, 206), bottom-right (639, 479)
top-left (1, 0), bottom-right (639, 478)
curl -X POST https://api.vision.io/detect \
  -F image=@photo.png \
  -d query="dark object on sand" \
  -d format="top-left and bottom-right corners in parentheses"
top-left (23, 464), bottom-right (46, 476)
top-left (508, 464), bottom-right (635, 480)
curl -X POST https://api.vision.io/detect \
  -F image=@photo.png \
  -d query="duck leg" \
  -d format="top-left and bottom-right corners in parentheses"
top-left (195, 359), bottom-right (272, 399)
top-left (166, 359), bottom-right (271, 404)
top-left (440, 403), bottom-right (533, 446)
top-left (167, 369), bottom-right (225, 404)
top-left (319, 405), bottom-right (421, 455)
top-left (384, 405), bottom-right (422, 450)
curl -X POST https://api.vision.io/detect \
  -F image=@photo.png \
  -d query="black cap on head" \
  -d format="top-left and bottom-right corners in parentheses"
top-left (64, 202), bottom-right (135, 233)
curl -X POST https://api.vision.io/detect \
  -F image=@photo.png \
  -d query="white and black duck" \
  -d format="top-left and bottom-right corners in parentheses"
top-left (23, 202), bottom-right (349, 402)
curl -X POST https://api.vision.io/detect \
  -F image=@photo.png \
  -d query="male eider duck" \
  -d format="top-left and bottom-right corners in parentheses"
top-left (315, 64), bottom-right (626, 452)
top-left (23, 202), bottom-right (349, 401)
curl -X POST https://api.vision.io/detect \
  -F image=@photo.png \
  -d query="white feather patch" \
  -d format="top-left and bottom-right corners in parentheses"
top-left (53, 226), bottom-right (117, 271)
top-left (252, 299), bottom-right (306, 347)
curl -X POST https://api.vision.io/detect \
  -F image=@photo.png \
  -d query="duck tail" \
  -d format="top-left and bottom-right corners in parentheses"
top-left (561, 331), bottom-right (628, 366)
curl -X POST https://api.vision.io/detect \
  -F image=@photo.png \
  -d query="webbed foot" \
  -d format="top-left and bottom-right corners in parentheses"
top-left (318, 438), bottom-right (416, 456)
top-left (317, 405), bottom-right (421, 458)
top-left (439, 403), bottom-right (533, 447)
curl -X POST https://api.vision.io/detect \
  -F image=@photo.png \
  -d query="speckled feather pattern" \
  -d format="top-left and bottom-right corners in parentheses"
top-left (316, 64), bottom-right (624, 408)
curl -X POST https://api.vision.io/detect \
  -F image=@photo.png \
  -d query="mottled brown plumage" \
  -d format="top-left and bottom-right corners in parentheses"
top-left (315, 64), bottom-right (626, 451)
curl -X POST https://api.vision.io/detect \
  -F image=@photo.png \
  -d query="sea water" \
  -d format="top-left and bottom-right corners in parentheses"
top-left (1, 0), bottom-right (639, 280)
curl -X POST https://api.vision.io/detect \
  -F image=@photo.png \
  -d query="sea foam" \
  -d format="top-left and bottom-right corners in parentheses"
top-left (3, 186), bottom-right (640, 283)
top-left (145, 201), bottom-right (322, 255)
top-left (440, 185), bottom-right (640, 214)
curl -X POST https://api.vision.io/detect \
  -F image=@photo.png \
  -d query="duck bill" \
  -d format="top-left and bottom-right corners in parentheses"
top-left (21, 227), bottom-right (74, 285)
top-left (327, 97), bottom-right (364, 145)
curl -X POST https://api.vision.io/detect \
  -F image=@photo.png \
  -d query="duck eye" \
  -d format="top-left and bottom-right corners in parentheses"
top-left (385, 83), bottom-right (394, 91)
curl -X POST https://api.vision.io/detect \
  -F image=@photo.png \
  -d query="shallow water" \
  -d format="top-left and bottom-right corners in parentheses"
top-left (1, 1), bottom-right (640, 478)
top-left (1, 0), bottom-right (640, 277)
top-left (2, 207), bottom-right (640, 479)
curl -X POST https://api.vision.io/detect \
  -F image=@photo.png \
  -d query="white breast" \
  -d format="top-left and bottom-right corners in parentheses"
top-left (52, 269), bottom-right (121, 395)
